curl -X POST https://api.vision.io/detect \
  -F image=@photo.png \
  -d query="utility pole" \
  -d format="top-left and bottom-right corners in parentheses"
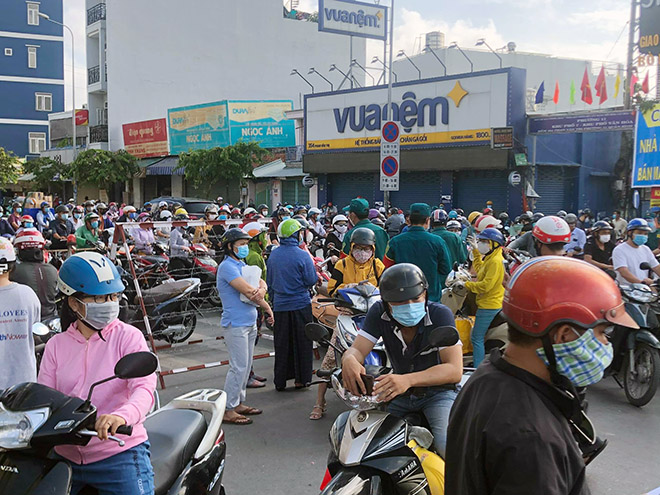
top-left (623, 0), bottom-right (638, 217)
top-left (383, 0), bottom-right (394, 209)
top-left (625, 0), bottom-right (637, 109)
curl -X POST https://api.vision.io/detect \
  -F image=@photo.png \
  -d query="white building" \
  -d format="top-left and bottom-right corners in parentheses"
top-left (85, 0), bottom-right (108, 150)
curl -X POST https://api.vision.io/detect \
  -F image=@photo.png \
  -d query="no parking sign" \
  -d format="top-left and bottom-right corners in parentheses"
top-left (380, 121), bottom-right (400, 191)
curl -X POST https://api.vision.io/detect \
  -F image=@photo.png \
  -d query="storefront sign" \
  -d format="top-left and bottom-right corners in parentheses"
top-left (632, 103), bottom-right (660, 188)
top-left (508, 171), bottom-right (522, 187)
top-left (528, 110), bottom-right (636, 135)
top-left (514, 153), bottom-right (528, 166)
top-left (168, 101), bottom-right (229, 154)
top-left (305, 70), bottom-right (519, 153)
top-left (318, 0), bottom-right (387, 41)
top-left (122, 118), bottom-right (169, 158)
top-left (639, 1), bottom-right (660, 55)
top-left (651, 187), bottom-right (660, 207)
top-left (491, 127), bottom-right (514, 149)
top-left (75, 109), bottom-right (88, 126)
top-left (302, 175), bottom-right (315, 188)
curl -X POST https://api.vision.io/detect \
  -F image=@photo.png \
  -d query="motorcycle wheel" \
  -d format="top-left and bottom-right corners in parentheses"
top-left (167, 300), bottom-right (197, 344)
top-left (623, 343), bottom-right (660, 407)
top-left (209, 288), bottom-right (223, 307)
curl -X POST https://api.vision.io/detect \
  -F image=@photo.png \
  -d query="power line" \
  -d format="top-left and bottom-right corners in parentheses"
top-left (606, 20), bottom-right (630, 60)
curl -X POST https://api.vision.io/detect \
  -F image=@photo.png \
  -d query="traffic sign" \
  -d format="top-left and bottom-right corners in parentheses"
top-left (380, 121), bottom-right (400, 191)
top-left (301, 175), bottom-right (315, 188)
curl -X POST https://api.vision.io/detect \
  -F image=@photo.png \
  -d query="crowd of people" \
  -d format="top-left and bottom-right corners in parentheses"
top-left (0, 192), bottom-right (655, 494)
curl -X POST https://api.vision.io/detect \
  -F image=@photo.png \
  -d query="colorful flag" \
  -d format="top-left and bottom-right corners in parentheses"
top-left (553, 81), bottom-right (559, 104)
top-left (630, 73), bottom-right (639, 96)
top-left (614, 73), bottom-right (621, 98)
top-left (535, 81), bottom-right (545, 104)
top-left (642, 72), bottom-right (650, 93)
top-left (599, 78), bottom-right (608, 105)
top-left (570, 80), bottom-right (576, 104)
top-left (595, 66), bottom-right (605, 97)
top-left (580, 67), bottom-right (593, 104)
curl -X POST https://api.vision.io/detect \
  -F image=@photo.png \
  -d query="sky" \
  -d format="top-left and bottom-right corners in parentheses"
top-left (62, 0), bottom-right (636, 110)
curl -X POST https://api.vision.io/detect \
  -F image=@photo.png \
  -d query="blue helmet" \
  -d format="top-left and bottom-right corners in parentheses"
top-left (627, 218), bottom-right (652, 232)
top-left (432, 209), bottom-right (449, 224)
top-left (477, 227), bottom-right (505, 246)
top-left (58, 252), bottom-right (125, 296)
top-left (448, 210), bottom-right (458, 219)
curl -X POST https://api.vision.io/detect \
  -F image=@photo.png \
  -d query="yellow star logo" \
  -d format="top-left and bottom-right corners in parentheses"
top-left (376, 11), bottom-right (383, 20)
top-left (447, 81), bottom-right (468, 107)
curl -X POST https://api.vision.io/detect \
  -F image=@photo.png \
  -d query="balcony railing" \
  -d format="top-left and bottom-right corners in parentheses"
top-left (88, 65), bottom-right (100, 85)
top-left (90, 125), bottom-right (108, 143)
top-left (87, 3), bottom-right (106, 25)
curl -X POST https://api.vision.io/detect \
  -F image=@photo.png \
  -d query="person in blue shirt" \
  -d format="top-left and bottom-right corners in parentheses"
top-left (564, 213), bottom-right (587, 258)
top-left (266, 219), bottom-right (318, 390)
top-left (217, 228), bottom-right (274, 425)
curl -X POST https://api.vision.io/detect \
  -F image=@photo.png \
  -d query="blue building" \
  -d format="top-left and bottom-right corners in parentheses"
top-left (0, 0), bottom-right (64, 158)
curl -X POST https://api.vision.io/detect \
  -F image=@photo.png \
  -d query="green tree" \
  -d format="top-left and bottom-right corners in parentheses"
top-left (0, 147), bottom-right (20, 185)
top-left (22, 156), bottom-right (70, 191)
top-left (176, 142), bottom-right (269, 198)
top-left (69, 149), bottom-right (140, 190)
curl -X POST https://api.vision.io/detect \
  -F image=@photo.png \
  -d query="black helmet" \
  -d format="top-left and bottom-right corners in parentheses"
top-left (532, 212), bottom-right (544, 222)
top-left (498, 212), bottom-right (509, 221)
top-left (582, 208), bottom-right (592, 216)
top-left (350, 227), bottom-right (376, 246)
top-left (221, 228), bottom-right (250, 251)
top-left (592, 220), bottom-right (613, 233)
top-left (257, 204), bottom-right (268, 211)
top-left (277, 207), bottom-right (289, 218)
top-left (292, 215), bottom-right (309, 230)
top-left (379, 263), bottom-right (429, 303)
top-left (55, 205), bottom-right (69, 214)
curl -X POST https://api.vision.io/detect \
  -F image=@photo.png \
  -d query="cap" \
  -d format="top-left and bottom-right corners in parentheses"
top-left (410, 203), bottom-right (431, 217)
top-left (348, 198), bottom-right (369, 215)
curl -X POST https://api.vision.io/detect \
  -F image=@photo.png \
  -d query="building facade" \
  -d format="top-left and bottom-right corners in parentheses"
top-left (0, 0), bottom-right (64, 158)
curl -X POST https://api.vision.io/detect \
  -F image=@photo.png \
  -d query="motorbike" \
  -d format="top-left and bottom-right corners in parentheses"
top-left (305, 323), bottom-right (460, 495)
top-left (169, 244), bottom-right (222, 307)
top-left (33, 317), bottom-right (62, 371)
top-left (606, 263), bottom-right (660, 407)
top-left (441, 265), bottom-right (508, 364)
top-left (119, 266), bottom-right (201, 343)
top-left (0, 352), bottom-right (228, 495)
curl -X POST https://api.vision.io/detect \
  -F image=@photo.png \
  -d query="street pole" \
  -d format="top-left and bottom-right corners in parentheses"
top-left (624, 0), bottom-right (636, 110)
top-left (384, 0), bottom-right (394, 209)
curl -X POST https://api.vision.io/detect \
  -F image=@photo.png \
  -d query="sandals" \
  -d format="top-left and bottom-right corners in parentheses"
top-left (309, 403), bottom-right (327, 421)
top-left (236, 405), bottom-right (262, 416)
top-left (223, 414), bottom-right (253, 425)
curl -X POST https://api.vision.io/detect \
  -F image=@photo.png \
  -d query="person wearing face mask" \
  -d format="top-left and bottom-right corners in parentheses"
top-left (612, 218), bottom-right (660, 286)
top-left (8, 201), bottom-right (23, 231)
top-left (36, 201), bottom-right (55, 233)
top-left (217, 228), bottom-right (274, 425)
top-left (17, 214), bottom-right (36, 234)
top-left (266, 219), bottom-right (318, 391)
top-left (611, 209), bottom-right (627, 240)
top-left (307, 207), bottom-right (326, 238)
top-left (465, 228), bottom-right (505, 367)
top-left (49, 205), bottom-right (74, 250)
top-left (68, 205), bottom-right (85, 232)
top-left (76, 212), bottom-right (101, 248)
top-left (194, 204), bottom-right (220, 246)
top-left (584, 221), bottom-right (616, 271)
top-left (563, 213), bottom-right (587, 258)
top-left (446, 257), bottom-right (637, 495)
top-left (342, 198), bottom-right (389, 260)
top-left (430, 209), bottom-right (467, 267)
top-left (133, 213), bottom-right (155, 254)
top-left (269, 207), bottom-right (290, 243)
top-left (38, 252), bottom-right (156, 495)
top-left (341, 263), bottom-right (462, 456)
top-left (257, 203), bottom-right (269, 219)
top-left (0, 206), bottom-right (15, 237)
top-left (169, 210), bottom-right (192, 258)
top-left (325, 214), bottom-right (349, 259)
top-left (529, 215), bottom-right (571, 257)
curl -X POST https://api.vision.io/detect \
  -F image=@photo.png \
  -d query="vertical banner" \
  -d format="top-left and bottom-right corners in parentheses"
top-left (632, 103), bottom-right (660, 188)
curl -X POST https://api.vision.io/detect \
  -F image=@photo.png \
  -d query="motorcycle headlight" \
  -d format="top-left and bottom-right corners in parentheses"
top-left (0, 404), bottom-right (49, 449)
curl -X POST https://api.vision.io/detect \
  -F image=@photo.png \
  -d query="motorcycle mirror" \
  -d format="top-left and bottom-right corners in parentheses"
top-left (453, 262), bottom-right (459, 272)
top-left (412, 326), bottom-right (460, 359)
top-left (640, 262), bottom-right (651, 271)
top-left (305, 323), bottom-right (330, 343)
top-left (32, 322), bottom-right (50, 337)
top-left (114, 352), bottom-right (159, 379)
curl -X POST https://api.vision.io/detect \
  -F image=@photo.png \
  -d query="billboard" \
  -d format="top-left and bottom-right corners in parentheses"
top-left (168, 100), bottom-right (295, 154)
top-left (318, 0), bottom-right (387, 41)
top-left (639, 1), bottom-right (660, 55)
top-left (305, 70), bottom-right (517, 153)
top-left (75, 109), bottom-right (89, 126)
top-left (122, 118), bottom-right (169, 158)
top-left (632, 103), bottom-right (660, 188)
top-left (528, 110), bottom-right (636, 135)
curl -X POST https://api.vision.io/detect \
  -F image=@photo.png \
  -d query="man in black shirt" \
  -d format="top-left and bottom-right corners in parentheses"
top-left (584, 220), bottom-right (615, 271)
top-left (49, 205), bottom-right (74, 250)
top-left (446, 257), bottom-right (638, 495)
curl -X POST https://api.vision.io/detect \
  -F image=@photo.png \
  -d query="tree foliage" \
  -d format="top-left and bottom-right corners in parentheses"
top-left (0, 147), bottom-right (20, 185)
top-left (69, 149), bottom-right (140, 189)
top-left (176, 142), bottom-right (269, 197)
top-left (22, 157), bottom-right (70, 190)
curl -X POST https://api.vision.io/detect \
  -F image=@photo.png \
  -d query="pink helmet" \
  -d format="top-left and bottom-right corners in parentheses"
top-left (474, 214), bottom-right (502, 233)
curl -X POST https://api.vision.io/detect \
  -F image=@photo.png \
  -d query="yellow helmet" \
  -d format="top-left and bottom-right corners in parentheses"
top-left (174, 207), bottom-right (188, 216)
top-left (468, 211), bottom-right (482, 224)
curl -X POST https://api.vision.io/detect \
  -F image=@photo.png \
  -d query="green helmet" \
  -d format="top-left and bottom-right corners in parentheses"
top-left (278, 218), bottom-right (302, 238)
top-left (84, 212), bottom-right (100, 223)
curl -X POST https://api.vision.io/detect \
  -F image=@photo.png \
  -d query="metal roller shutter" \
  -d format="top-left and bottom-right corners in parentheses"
top-left (282, 179), bottom-right (309, 205)
top-left (535, 166), bottom-right (577, 214)
top-left (453, 169), bottom-right (509, 213)
top-left (327, 173), bottom-right (378, 208)
top-left (389, 172), bottom-right (444, 209)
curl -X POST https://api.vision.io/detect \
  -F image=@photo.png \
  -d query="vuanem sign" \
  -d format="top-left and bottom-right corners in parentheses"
top-left (305, 69), bottom-right (521, 153)
top-left (318, 0), bottom-right (387, 41)
top-left (632, 102), bottom-right (660, 188)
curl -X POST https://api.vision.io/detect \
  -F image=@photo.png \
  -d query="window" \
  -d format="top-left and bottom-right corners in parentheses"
top-left (28, 132), bottom-right (46, 154)
top-left (4, 48), bottom-right (12, 56)
top-left (35, 93), bottom-right (52, 112)
top-left (27, 46), bottom-right (37, 68)
top-left (27, 3), bottom-right (39, 26)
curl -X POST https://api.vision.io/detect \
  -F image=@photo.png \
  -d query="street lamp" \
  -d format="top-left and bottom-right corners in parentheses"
top-left (329, 64), bottom-right (361, 88)
top-left (308, 67), bottom-right (333, 91)
top-left (422, 45), bottom-right (447, 76)
top-left (475, 38), bottom-right (503, 68)
top-left (396, 50), bottom-right (422, 80)
top-left (290, 69), bottom-right (314, 93)
top-left (351, 59), bottom-right (375, 86)
top-left (40, 11), bottom-right (77, 201)
top-left (371, 56), bottom-right (398, 84)
top-left (448, 42), bottom-right (474, 72)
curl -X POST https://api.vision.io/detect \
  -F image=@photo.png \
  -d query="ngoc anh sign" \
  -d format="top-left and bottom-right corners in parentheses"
top-left (319, 0), bottom-right (388, 41)
top-left (632, 103), bottom-right (660, 188)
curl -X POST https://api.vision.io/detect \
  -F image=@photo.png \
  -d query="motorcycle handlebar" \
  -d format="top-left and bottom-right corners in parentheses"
top-left (316, 369), bottom-right (335, 378)
top-left (116, 425), bottom-right (133, 436)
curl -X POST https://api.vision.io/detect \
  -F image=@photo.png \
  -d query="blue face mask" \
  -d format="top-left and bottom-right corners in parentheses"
top-left (634, 234), bottom-right (648, 246)
top-left (74, 213), bottom-right (82, 219)
top-left (282, 216), bottom-right (291, 221)
top-left (61, 213), bottom-right (69, 220)
top-left (235, 245), bottom-right (249, 259)
top-left (24, 222), bottom-right (33, 229)
top-left (219, 214), bottom-right (228, 220)
top-left (91, 220), bottom-right (99, 229)
top-left (390, 302), bottom-right (426, 327)
top-left (129, 212), bottom-right (137, 220)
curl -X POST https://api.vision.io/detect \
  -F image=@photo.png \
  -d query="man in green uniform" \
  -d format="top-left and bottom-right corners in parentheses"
top-left (384, 203), bottom-right (452, 302)
top-left (75, 212), bottom-right (100, 248)
top-left (341, 198), bottom-right (389, 260)
top-left (430, 209), bottom-right (467, 267)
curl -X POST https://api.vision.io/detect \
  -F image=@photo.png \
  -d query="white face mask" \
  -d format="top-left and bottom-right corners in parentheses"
top-left (335, 224), bottom-right (348, 234)
top-left (599, 234), bottom-right (611, 244)
top-left (477, 241), bottom-right (491, 255)
top-left (207, 213), bottom-right (218, 220)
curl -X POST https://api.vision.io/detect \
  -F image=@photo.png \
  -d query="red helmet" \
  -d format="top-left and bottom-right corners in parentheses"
top-left (14, 229), bottom-right (45, 250)
top-left (474, 214), bottom-right (501, 233)
top-left (20, 215), bottom-right (34, 224)
top-left (532, 216), bottom-right (571, 244)
top-left (503, 257), bottom-right (638, 336)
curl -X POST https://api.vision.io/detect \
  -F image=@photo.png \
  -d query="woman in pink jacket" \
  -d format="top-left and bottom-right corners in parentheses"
top-left (38, 252), bottom-right (156, 495)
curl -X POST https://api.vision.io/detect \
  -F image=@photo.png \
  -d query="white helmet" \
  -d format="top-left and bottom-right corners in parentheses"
top-left (0, 237), bottom-right (16, 273)
top-left (532, 216), bottom-right (571, 244)
top-left (332, 214), bottom-right (349, 225)
top-left (474, 214), bottom-right (502, 233)
top-left (159, 210), bottom-right (173, 220)
top-left (158, 201), bottom-right (168, 209)
top-left (447, 220), bottom-right (462, 230)
top-left (308, 207), bottom-right (322, 216)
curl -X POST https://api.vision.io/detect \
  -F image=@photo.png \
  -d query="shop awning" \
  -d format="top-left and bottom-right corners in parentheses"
top-left (146, 156), bottom-right (184, 176)
top-left (253, 159), bottom-right (304, 178)
top-left (138, 157), bottom-right (166, 168)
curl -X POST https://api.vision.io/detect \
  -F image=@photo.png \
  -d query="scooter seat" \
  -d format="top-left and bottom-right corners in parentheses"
top-left (138, 280), bottom-right (195, 306)
top-left (145, 409), bottom-right (207, 495)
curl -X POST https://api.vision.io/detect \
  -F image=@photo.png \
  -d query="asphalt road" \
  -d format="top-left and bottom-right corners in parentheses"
top-left (156, 311), bottom-right (660, 495)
